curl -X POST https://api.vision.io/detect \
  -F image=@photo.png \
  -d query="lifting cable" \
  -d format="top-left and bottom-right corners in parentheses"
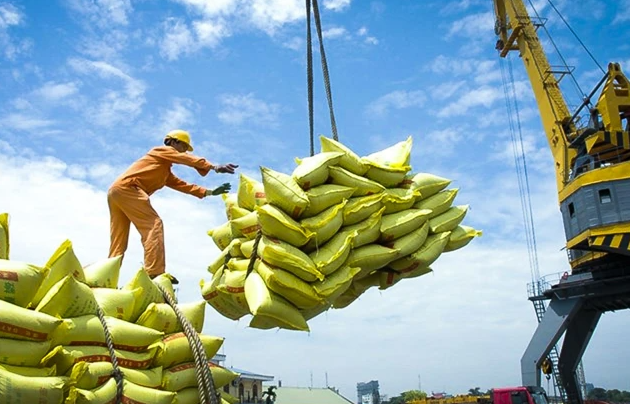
top-left (96, 307), bottom-right (124, 404)
top-left (306, 0), bottom-right (339, 157)
top-left (499, 54), bottom-right (541, 285)
top-left (158, 284), bottom-right (219, 404)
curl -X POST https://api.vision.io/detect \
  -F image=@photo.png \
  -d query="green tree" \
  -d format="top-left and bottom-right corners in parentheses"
top-left (469, 388), bottom-right (482, 396)
top-left (587, 387), bottom-right (607, 400)
top-left (401, 390), bottom-right (428, 403)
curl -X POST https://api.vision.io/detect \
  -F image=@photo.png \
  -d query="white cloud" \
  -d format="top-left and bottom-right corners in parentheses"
top-left (366, 90), bottom-right (426, 116)
top-left (436, 86), bottom-right (503, 117)
top-left (0, 113), bottom-right (56, 131)
top-left (323, 26), bottom-right (347, 39)
top-left (356, 26), bottom-right (378, 45)
top-left (430, 81), bottom-right (466, 100)
top-left (65, 0), bottom-right (133, 27)
top-left (157, 98), bottom-right (199, 138)
top-left (172, 0), bottom-right (238, 16)
top-left (446, 12), bottom-right (493, 40)
top-left (34, 81), bottom-right (80, 102)
top-left (160, 17), bottom-right (231, 61)
top-left (248, 0), bottom-right (303, 34)
top-left (68, 58), bottom-right (146, 126)
top-left (282, 36), bottom-right (303, 50)
top-left (323, 0), bottom-right (351, 11)
top-left (0, 2), bottom-right (32, 60)
top-left (217, 93), bottom-right (281, 127)
top-left (613, 0), bottom-right (630, 23)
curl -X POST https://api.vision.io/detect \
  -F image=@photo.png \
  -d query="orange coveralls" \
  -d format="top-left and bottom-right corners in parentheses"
top-left (108, 146), bottom-right (214, 277)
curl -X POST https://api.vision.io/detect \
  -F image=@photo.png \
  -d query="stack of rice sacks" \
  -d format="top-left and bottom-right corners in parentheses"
top-left (202, 136), bottom-right (482, 332)
top-left (0, 213), bottom-right (236, 404)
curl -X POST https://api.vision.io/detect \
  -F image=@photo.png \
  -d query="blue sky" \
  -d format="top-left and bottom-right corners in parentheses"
top-left (2, 0), bottom-right (630, 400)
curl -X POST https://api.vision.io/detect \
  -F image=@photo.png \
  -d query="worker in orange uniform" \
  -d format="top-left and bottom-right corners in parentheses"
top-left (108, 130), bottom-right (238, 284)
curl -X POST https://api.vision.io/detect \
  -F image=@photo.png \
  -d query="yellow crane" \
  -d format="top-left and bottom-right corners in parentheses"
top-left (492, 2), bottom-right (630, 404)
top-left (494, 0), bottom-right (630, 271)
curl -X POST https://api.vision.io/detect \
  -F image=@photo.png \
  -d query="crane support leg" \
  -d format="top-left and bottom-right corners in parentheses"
top-left (559, 310), bottom-right (601, 404)
top-left (521, 297), bottom-right (584, 387)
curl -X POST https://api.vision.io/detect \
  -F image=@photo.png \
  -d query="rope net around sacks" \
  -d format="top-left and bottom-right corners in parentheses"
top-left (202, 136), bottom-right (483, 332)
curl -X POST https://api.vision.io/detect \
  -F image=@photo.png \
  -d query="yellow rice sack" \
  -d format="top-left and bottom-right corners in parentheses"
top-left (400, 172), bottom-right (451, 198)
top-left (230, 210), bottom-right (260, 240)
top-left (124, 269), bottom-right (175, 322)
top-left (51, 315), bottom-right (164, 352)
top-left (31, 239), bottom-right (85, 307)
top-left (0, 363), bottom-right (56, 377)
top-left (229, 205), bottom-right (251, 221)
top-left (36, 275), bottom-right (99, 318)
top-left (389, 232), bottom-right (451, 271)
top-left (300, 303), bottom-right (331, 321)
top-left (339, 207), bottom-right (385, 248)
top-left (0, 366), bottom-right (69, 404)
top-left (382, 188), bottom-right (421, 214)
top-left (240, 239), bottom-right (255, 258)
top-left (93, 287), bottom-right (142, 322)
top-left (379, 266), bottom-right (433, 290)
top-left (362, 136), bottom-right (413, 169)
top-left (309, 231), bottom-right (356, 276)
top-left (292, 151), bottom-right (344, 190)
top-left (0, 298), bottom-right (62, 341)
top-left (136, 301), bottom-right (206, 334)
top-left (312, 265), bottom-right (361, 302)
top-left (222, 391), bottom-right (239, 404)
top-left (414, 188), bottom-right (458, 219)
top-left (237, 174), bottom-right (267, 210)
top-left (257, 204), bottom-right (314, 247)
top-left (207, 222), bottom-right (233, 251)
top-left (200, 268), bottom-right (248, 321)
top-left (302, 184), bottom-right (355, 217)
top-left (245, 272), bottom-right (309, 332)
top-left (428, 205), bottom-right (469, 233)
top-left (261, 166), bottom-right (310, 219)
top-left (222, 193), bottom-right (238, 219)
top-left (43, 346), bottom-right (157, 375)
top-left (258, 236), bottom-right (322, 281)
top-left (151, 332), bottom-right (224, 368)
top-left (0, 213), bottom-right (9, 260)
top-left (320, 135), bottom-right (369, 175)
top-left (444, 225), bottom-right (482, 252)
top-left (0, 337), bottom-right (51, 366)
top-left (256, 261), bottom-right (323, 309)
top-left (70, 361), bottom-right (163, 389)
top-left (364, 165), bottom-right (409, 188)
top-left (207, 239), bottom-right (242, 274)
top-left (332, 273), bottom-right (380, 309)
top-left (217, 268), bottom-right (249, 313)
top-left (301, 200), bottom-right (346, 251)
top-left (383, 222), bottom-right (430, 259)
top-left (0, 259), bottom-right (49, 307)
top-left (347, 244), bottom-right (400, 279)
top-left (329, 166), bottom-right (385, 197)
top-left (227, 258), bottom-right (251, 272)
top-left (343, 193), bottom-right (384, 226)
top-left (380, 208), bottom-right (432, 242)
top-left (67, 377), bottom-right (175, 404)
top-left (162, 361), bottom-right (238, 391)
top-left (82, 255), bottom-right (122, 288)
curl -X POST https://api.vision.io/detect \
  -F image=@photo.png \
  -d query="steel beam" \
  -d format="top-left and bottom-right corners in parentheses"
top-left (521, 298), bottom-right (584, 387)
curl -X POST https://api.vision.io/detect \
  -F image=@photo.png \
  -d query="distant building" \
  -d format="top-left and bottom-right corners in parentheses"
top-left (212, 354), bottom-right (274, 403)
top-left (274, 387), bottom-right (354, 404)
top-left (358, 381), bottom-right (381, 404)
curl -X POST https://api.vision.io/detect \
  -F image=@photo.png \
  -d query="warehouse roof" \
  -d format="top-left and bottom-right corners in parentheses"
top-left (274, 387), bottom-right (353, 404)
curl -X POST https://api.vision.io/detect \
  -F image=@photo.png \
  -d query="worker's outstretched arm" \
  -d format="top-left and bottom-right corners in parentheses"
top-left (165, 173), bottom-right (207, 198)
top-left (149, 147), bottom-right (214, 176)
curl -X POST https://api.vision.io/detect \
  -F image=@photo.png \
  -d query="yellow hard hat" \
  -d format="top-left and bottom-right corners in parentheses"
top-left (165, 129), bottom-right (194, 151)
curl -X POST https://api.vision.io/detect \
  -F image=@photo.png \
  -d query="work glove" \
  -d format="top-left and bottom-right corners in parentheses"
top-left (214, 163), bottom-right (239, 174)
top-left (207, 183), bottom-right (231, 196)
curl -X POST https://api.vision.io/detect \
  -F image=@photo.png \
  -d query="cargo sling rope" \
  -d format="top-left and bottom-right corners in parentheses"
top-left (306, 0), bottom-right (338, 156)
top-left (96, 306), bottom-right (124, 404)
top-left (157, 283), bottom-right (220, 404)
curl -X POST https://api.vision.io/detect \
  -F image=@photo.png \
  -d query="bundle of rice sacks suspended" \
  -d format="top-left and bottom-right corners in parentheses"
top-left (0, 214), bottom-right (232, 404)
top-left (202, 136), bottom-right (481, 331)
